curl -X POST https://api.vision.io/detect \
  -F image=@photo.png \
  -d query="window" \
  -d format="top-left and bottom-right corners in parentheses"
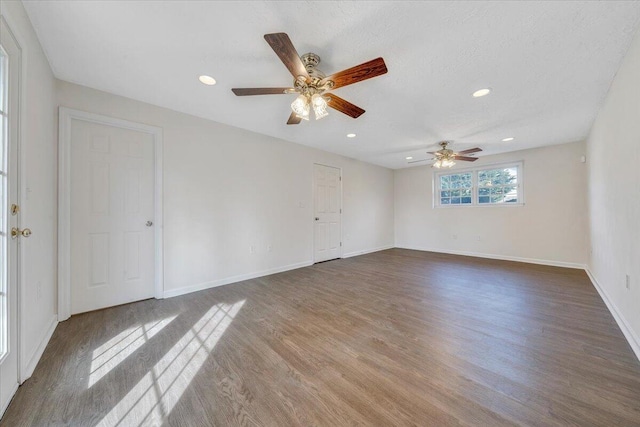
top-left (435, 162), bottom-right (523, 207)
top-left (478, 166), bottom-right (519, 204)
top-left (439, 172), bottom-right (472, 205)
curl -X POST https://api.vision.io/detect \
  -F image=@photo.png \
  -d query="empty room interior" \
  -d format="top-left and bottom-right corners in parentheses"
top-left (1, 0), bottom-right (640, 425)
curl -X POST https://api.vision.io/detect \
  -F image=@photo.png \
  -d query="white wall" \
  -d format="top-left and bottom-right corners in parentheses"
top-left (1, 1), bottom-right (58, 379)
top-left (587, 26), bottom-right (640, 357)
top-left (56, 80), bottom-right (394, 297)
top-left (394, 141), bottom-right (588, 267)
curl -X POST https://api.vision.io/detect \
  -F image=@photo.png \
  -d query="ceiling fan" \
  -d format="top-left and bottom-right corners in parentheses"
top-left (232, 33), bottom-right (388, 124)
top-left (408, 141), bottom-right (482, 168)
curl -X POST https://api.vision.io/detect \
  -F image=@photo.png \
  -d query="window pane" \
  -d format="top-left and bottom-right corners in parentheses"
top-left (479, 196), bottom-right (490, 204)
top-left (441, 190), bottom-right (450, 198)
top-left (478, 171), bottom-right (490, 186)
top-left (503, 184), bottom-right (518, 202)
top-left (451, 189), bottom-right (460, 197)
top-left (441, 198), bottom-right (450, 204)
top-left (461, 173), bottom-right (472, 187)
top-left (478, 187), bottom-right (490, 196)
top-left (451, 197), bottom-right (461, 204)
top-left (439, 176), bottom-right (450, 190)
top-left (461, 197), bottom-right (472, 204)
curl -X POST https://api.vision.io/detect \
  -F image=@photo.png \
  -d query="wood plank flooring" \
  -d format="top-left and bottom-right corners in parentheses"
top-left (2, 249), bottom-right (640, 426)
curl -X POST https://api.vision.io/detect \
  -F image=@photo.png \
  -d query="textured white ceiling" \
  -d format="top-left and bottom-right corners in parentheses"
top-left (23, 1), bottom-right (640, 169)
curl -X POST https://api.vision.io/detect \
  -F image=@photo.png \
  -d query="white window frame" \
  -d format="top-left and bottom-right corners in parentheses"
top-left (433, 161), bottom-right (524, 208)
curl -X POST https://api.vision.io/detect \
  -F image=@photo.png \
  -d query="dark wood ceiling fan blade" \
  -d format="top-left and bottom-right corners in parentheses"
top-left (457, 147), bottom-right (482, 155)
top-left (232, 88), bottom-right (294, 96)
top-left (287, 111), bottom-right (302, 125)
top-left (321, 57), bottom-right (388, 90)
top-left (264, 33), bottom-right (310, 81)
top-left (454, 156), bottom-right (479, 161)
top-left (324, 93), bottom-right (365, 118)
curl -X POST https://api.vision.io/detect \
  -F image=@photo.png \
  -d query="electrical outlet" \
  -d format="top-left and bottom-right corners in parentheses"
top-left (626, 274), bottom-right (631, 291)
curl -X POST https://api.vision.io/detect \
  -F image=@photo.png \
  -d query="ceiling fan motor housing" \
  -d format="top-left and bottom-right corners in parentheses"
top-left (297, 53), bottom-right (334, 93)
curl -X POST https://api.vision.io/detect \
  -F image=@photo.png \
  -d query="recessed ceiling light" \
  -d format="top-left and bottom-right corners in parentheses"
top-left (405, 156), bottom-right (413, 160)
top-left (472, 88), bottom-right (491, 98)
top-left (502, 137), bottom-right (515, 142)
top-left (346, 133), bottom-right (356, 138)
top-left (199, 75), bottom-right (217, 86)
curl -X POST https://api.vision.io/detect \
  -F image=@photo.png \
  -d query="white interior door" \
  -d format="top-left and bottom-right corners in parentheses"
top-left (70, 119), bottom-right (155, 315)
top-left (314, 164), bottom-right (341, 263)
top-left (0, 18), bottom-right (21, 417)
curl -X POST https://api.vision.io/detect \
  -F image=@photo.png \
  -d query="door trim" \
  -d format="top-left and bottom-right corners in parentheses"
top-left (0, 13), bottom-right (24, 395)
top-left (57, 107), bottom-right (164, 321)
top-left (312, 163), bottom-right (343, 263)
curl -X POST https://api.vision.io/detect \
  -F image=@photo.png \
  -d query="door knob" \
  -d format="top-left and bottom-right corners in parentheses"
top-left (146, 221), bottom-right (153, 227)
top-left (11, 227), bottom-right (31, 239)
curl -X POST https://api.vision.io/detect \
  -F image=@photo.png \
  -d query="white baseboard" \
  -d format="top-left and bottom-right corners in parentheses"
top-left (342, 245), bottom-right (394, 259)
top-left (0, 382), bottom-right (18, 420)
top-left (585, 269), bottom-right (640, 362)
top-left (21, 314), bottom-right (58, 383)
top-left (163, 260), bottom-right (313, 298)
top-left (396, 245), bottom-right (586, 269)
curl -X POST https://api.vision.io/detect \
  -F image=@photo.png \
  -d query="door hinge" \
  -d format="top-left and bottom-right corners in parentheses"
top-left (340, 208), bottom-right (342, 214)
top-left (339, 176), bottom-right (342, 181)
top-left (340, 242), bottom-right (342, 247)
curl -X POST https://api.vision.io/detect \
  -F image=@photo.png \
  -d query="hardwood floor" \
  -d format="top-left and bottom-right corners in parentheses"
top-left (3, 249), bottom-right (640, 426)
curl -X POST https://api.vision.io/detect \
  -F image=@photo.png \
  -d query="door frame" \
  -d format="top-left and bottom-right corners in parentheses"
top-left (0, 13), bottom-right (24, 405)
top-left (312, 163), bottom-right (343, 263)
top-left (57, 107), bottom-right (164, 321)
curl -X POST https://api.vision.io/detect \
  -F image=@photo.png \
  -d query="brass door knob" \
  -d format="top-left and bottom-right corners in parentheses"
top-left (11, 227), bottom-right (31, 239)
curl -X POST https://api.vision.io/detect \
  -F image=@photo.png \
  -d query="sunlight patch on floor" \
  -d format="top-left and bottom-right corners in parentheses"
top-left (97, 300), bottom-right (245, 427)
top-left (89, 315), bottom-right (178, 387)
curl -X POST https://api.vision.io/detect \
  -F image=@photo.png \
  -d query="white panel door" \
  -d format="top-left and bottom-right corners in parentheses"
top-left (70, 119), bottom-right (155, 314)
top-left (314, 164), bottom-right (341, 263)
top-left (0, 19), bottom-right (21, 417)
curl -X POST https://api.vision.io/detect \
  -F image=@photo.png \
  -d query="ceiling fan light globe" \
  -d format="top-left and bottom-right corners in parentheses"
top-left (314, 106), bottom-right (329, 120)
top-left (310, 93), bottom-right (329, 119)
top-left (311, 93), bottom-right (327, 107)
top-left (291, 94), bottom-right (310, 118)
